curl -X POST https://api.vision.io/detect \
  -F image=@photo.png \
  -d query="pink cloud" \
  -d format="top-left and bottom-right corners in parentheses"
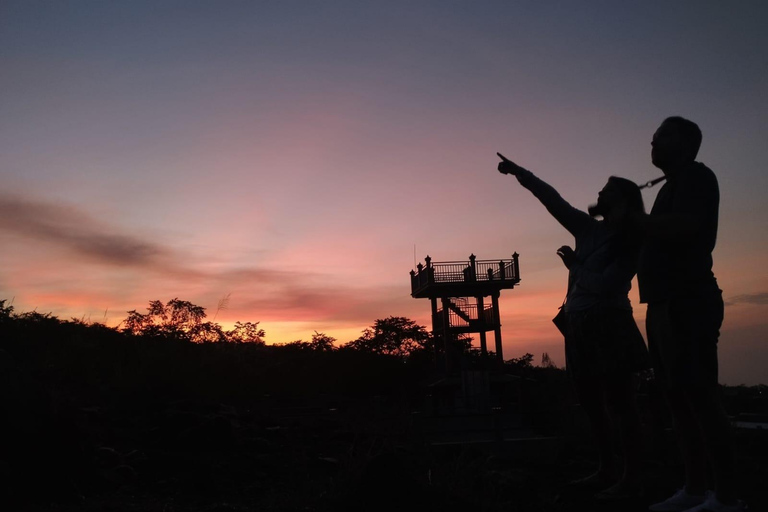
top-left (0, 192), bottom-right (200, 279)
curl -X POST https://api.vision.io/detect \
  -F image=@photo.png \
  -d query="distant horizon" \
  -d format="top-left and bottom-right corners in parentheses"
top-left (3, 285), bottom-right (766, 387)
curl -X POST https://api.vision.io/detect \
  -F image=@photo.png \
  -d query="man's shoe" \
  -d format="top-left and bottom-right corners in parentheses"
top-left (648, 488), bottom-right (706, 512)
top-left (684, 492), bottom-right (747, 512)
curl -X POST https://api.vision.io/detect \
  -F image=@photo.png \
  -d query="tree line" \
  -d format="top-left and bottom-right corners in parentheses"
top-left (1, 298), bottom-right (444, 358)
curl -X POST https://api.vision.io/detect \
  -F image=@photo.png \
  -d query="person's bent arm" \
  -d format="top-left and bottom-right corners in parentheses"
top-left (631, 211), bottom-right (700, 239)
top-left (635, 164), bottom-right (719, 240)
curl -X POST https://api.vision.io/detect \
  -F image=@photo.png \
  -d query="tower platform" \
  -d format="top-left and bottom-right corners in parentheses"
top-left (410, 253), bottom-right (520, 366)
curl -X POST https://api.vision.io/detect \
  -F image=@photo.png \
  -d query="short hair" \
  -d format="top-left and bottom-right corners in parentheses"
top-left (608, 176), bottom-right (645, 215)
top-left (663, 116), bottom-right (702, 161)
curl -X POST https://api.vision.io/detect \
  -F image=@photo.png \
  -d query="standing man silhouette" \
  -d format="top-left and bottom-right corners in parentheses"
top-left (636, 117), bottom-right (745, 512)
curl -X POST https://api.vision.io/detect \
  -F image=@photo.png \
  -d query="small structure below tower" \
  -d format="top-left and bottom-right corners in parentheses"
top-left (410, 253), bottom-right (520, 372)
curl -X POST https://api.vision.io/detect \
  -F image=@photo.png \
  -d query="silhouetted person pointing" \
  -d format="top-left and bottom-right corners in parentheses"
top-left (497, 156), bottom-right (649, 500)
top-left (634, 117), bottom-right (745, 512)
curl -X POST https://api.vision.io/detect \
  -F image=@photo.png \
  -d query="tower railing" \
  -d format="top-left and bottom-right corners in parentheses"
top-left (410, 253), bottom-right (520, 295)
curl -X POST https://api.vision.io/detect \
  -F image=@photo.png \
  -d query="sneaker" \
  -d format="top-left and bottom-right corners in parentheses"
top-left (648, 488), bottom-right (706, 512)
top-left (684, 492), bottom-right (747, 512)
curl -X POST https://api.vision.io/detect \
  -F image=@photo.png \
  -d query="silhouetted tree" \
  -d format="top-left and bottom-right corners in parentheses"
top-left (506, 353), bottom-right (534, 369)
top-left (0, 299), bottom-right (13, 324)
top-left (279, 331), bottom-right (336, 351)
top-left (449, 333), bottom-right (474, 354)
top-left (121, 298), bottom-right (263, 343)
top-left (14, 310), bottom-right (59, 326)
top-left (345, 317), bottom-right (430, 358)
top-left (225, 321), bottom-right (266, 344)
top-left (309, 331), bottom-right (336, 351)
top-left (122, 298), bottom-right (202, 340)
top-left (540, 352), bottom-right (556, 368)
top-left (191, 321), bottom-right (227, 343)
top-left (281, 339), bottom-right (308, 349)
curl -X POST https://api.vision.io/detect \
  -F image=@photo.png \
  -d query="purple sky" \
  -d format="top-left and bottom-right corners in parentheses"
top-left (2, 1), bottom-right (767, 384)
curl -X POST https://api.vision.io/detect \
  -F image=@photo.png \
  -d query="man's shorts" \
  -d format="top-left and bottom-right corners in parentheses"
top-left (646, 292), bottom-right (724, 390)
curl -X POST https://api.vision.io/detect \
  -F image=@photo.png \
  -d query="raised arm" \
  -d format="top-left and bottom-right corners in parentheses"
top-left (498, 155), bottom-right (592, 237)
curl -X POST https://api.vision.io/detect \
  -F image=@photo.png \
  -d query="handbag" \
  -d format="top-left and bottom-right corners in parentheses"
top-left (552, 262), bottom-right (575, 337)
top-left (552, 298), bottom-right (569, 336)
top-left (551, 236), bottom-right (614, 337)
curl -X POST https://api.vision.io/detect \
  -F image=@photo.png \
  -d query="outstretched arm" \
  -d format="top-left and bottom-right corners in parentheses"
top-left (498, 155), bottom-right (592, 237)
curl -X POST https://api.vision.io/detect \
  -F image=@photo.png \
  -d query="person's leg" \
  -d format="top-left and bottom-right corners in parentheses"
top-left (686, 293), bottom-right (738, 505)
top-left (603, 372), bottom-right (644, 492)
top-left (652, 293), bottom-right (740, 502)
top-left (574, 375), bottom-right (617, 482)
top-left (685, 385), bottom-right (736, 504)
top-left (646, 300), bottom-right (711, 510)
top-left (565, 312), bottom-right (617, 484)
top-left (663, 386), bottom-right (711, 495)
top-left (647, 378), bottom-right (672, 463)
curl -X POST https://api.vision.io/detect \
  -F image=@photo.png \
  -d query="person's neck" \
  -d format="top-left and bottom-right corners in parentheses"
top-left (661, 160), bottom-right (695, 179)
top-left (603, 214), bottom-right (621, 229)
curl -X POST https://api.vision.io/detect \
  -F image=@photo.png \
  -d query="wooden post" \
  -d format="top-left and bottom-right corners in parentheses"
top-left (512, 252), bottom-right (519, 281)
top-left (477, 296), bottom-right (488, 361)
top-left (492, 292), bottom-right (503, 363)
top-left (431, 297), bottom-right (439, 365)
top-left (440, 297), bottom-right (452, 373)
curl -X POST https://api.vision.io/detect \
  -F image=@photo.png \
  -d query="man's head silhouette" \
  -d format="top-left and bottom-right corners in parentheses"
top-left (651, 116), bottom-right (702, 172)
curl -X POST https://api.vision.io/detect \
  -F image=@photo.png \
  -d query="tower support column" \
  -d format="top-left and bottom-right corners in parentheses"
top-left (477, 296), bottom-right (488, 360)
top-left (430, 297), bottom-right (439, 367)
top-left (440, 297), bottom-right (452, 373)
top-left (492, 292), bottom-right (503, 363)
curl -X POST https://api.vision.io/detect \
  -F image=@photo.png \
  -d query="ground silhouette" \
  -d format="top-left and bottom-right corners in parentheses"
top-left (0, 300), bottom-right (765, 511)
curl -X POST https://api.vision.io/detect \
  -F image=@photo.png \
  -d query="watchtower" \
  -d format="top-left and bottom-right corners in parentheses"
top-left (410, 253), bottom-right (520, 372)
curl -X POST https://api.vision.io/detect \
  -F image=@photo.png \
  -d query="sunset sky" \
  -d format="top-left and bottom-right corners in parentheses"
top-left (2, 1), bottom-right (767, 385)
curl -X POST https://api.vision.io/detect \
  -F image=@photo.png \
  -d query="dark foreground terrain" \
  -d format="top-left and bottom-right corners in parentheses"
top-left (1, 312), bottom-right (765, 511)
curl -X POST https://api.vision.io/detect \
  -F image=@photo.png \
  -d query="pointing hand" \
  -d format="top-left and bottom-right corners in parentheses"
top-left (497, 152), bottom-right (527, 176)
